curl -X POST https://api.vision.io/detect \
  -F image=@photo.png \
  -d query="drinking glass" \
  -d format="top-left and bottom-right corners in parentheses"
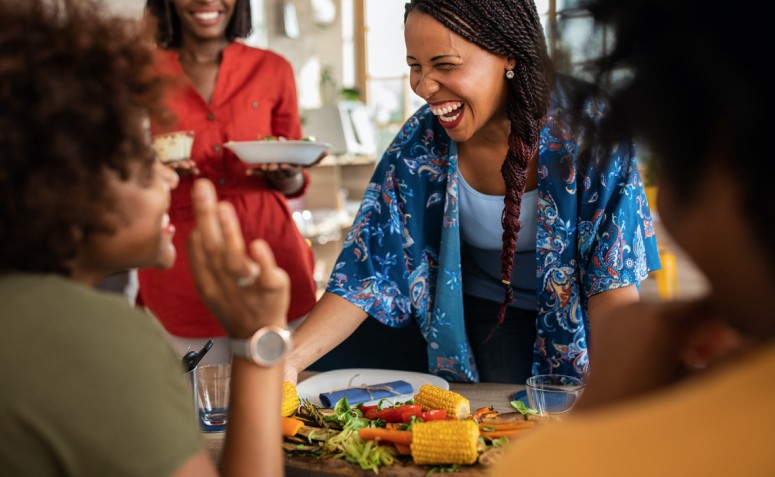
top-left (525, 374), bottom-right (585, 417)
top-left (196, 363), bottom-right (231, 432)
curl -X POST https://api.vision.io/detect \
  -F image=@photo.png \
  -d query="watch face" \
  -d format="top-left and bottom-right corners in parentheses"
top-left (255, 330), bottom-right (288, 362)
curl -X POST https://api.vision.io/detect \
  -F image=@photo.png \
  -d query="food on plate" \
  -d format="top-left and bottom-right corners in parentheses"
top-left (359, 403), bottom-right (446, 422)
top-left (280, 382), bottom-right (541, 472)
top-left (261, 135), bottom-right (316, 142)
top-left (359, 427), bottom-right (413, 445)
top-left (472, 406), bottom-right (500, 422)
top-left (477, 417), bottom-right (536, 439)
top-left (410, 420), bottom-right (480, 465)
top-left (282, 381), bottom-right (300, 417)
top-left (281, 416), bottom-right (305, 437)
top-left (152, 130), bottom-right (194, 163)
top-left (414, 384), bottom-right (470, 420)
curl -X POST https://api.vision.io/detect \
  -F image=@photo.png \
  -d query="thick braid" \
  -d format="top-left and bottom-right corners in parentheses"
top-left (406, 0), bottom-right (551, 328)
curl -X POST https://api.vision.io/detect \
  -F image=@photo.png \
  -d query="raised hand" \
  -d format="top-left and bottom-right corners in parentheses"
top-left (188, 178), bottom-right (290, 338)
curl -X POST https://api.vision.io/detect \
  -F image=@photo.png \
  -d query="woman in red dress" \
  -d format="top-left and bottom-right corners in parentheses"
top-left (141, 0), bottom-right (317, 363)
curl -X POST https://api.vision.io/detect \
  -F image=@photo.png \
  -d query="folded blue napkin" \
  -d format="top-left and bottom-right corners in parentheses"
top-left (512, 389), bottom-right (528, 406)
top-left (319, 380), bottom-right (413, 408)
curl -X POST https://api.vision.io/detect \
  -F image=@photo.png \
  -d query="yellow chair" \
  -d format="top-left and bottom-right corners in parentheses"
top-left (652, 246), bottom-right (679, 300)
top-left (643, 185), bottom-right (679, 300)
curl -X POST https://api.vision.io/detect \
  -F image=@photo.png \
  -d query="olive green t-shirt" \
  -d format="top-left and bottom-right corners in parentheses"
top-left (0, 273), bottom-right (202, 476)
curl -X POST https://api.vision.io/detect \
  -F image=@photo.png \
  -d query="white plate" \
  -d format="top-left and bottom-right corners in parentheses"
top-left (224, 140), bottom-right (331, 166)
top-left (297, 368), bottom-right (449, 408)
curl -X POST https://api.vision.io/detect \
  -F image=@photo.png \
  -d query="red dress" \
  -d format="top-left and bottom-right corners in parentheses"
top-left (138, 42), bottom-right (316, 337)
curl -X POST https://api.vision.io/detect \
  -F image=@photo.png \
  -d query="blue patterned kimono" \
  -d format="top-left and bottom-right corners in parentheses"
top-left (327, 78), bottom-right (660, 382)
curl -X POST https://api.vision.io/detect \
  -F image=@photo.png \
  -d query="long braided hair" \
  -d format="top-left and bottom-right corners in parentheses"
top-left (404, 0), bottom-right (553, 326)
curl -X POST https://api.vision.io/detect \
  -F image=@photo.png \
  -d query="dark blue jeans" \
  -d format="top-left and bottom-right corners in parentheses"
top-left (308, 314), bottom-right (429, 373)
top-left (463, 294), bottom-right (537, 384)
top-left (308, 295), bottom-right (537, 385)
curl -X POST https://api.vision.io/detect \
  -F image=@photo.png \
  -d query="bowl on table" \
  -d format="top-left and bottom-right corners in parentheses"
top-left (525, 374), bottom-right (585, 416)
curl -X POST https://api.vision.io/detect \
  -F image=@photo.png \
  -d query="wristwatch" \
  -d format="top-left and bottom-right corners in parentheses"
top-left (230, 326), bottom-right (293, 366)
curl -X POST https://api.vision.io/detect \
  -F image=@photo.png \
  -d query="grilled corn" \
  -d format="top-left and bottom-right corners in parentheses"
top-left (410, 419), bottom-right (479, 465)
top-left (281, 381), bottom-right (300, 417)
top-left (414, 384), bottom-right (470, 420)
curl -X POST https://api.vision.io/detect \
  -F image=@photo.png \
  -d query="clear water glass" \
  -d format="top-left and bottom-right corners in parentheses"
top-left (525, 374), bottom-right (585, 416)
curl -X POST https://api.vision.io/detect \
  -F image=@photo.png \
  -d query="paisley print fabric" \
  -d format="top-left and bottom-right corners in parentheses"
top-left (327, 77), bottom-right (660, 382)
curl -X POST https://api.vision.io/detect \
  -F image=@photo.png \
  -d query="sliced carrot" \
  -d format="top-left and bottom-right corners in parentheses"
top-left (281, 416), bottom-right (305, 437)
top-left (394, 443), bottom-right (412, 455)
top-left (359, 427), bottom-right (413, 446)
top-left (479, 428), bottom-right (532, 439)
top-left (478, 421), bottom-right (536, 431)
top-left (472, 406), bottom-right (498, 421)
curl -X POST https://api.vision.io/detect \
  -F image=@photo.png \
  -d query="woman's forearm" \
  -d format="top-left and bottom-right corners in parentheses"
top-left (219, 359), bottom-right (284, 477)
top-left (286, 292), bottom-right (369, 381)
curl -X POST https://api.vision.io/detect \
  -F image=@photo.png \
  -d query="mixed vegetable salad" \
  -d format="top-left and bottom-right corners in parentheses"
top-left (280, 382), bottom-right (543, 475)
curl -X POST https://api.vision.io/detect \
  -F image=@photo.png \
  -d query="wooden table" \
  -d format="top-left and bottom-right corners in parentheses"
top-left (202, 372), bottom-right (522, 476)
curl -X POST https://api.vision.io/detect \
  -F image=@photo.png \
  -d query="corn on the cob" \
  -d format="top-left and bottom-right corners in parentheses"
top-left (414, 384), bottom-right (470, 420)
top-left (410, 420), bottom-right (479, 465)
top-left (281, 381), bottom-right (300, 417)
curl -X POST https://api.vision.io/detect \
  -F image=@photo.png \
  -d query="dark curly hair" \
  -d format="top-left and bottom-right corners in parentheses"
top-left (0, 0), bottom-right (168, 275)
top-left (582, 0), bottom-right (773, 270)
top-left (404, 0), bottom-right (553, 325)
top-left (145, 0), bottom-right (252, 48)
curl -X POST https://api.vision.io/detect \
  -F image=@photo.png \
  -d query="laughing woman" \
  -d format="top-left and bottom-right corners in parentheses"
top-left (287, 0), bottom-right (660, 384)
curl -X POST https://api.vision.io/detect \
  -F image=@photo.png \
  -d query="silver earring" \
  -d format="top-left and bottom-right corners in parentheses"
top-left (505, 70), bottom-right (515, 80)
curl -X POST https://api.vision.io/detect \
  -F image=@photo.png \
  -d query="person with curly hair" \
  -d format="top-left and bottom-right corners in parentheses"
top-left (285, 0), bottom-right (660, 384)
top-left (491, 0), bottom-right (775, 473)
top-left (0, 1), bottom-right (290, 475)
top-left (139, 0), bottom-right (317, 364)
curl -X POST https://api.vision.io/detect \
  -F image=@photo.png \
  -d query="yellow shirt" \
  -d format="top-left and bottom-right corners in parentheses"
top-left (491, 342), bottom-right (775, 476)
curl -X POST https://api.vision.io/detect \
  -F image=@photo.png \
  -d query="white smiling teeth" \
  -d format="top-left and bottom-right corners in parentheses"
top-left (430, 101), bottom-right (462, 117)
top-left (194, 11), bottom-right (219, 21)
top-left (162, 214), bottom-right (170, 228)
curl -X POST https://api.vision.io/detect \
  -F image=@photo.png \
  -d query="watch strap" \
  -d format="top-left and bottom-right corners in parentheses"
top-left (230, 325), bottom-right (292, 367)
top-left (230, 336), bottom-right (253, 361)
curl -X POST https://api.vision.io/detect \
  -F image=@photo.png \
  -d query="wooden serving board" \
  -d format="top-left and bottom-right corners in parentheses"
top-left (203, 378), bottom-right (526, 475)
top-left (285, 454), bottom-right (489, 477)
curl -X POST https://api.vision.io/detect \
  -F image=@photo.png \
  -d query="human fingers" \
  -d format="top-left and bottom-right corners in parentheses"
top-left (167, 159), bottom-right (200, 175)
top-left (277, 163), bottom-right (300, 172)
top-left (283, 362), bottom-right (300, 385)
top-left (245, 163), bottom-right (269, 177)
top-left (216, 201), bottom-right (260, 283)
top-left (248, 239), bottom-right (285, 286)
top-left (679, 316), bottom-right (750, 372)
top-left (192, 179), bottom-right (224, 253)
top-left (188, 229), bottom-right (219, 299)
top-left (247, 239), bottom-right (290, 328)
